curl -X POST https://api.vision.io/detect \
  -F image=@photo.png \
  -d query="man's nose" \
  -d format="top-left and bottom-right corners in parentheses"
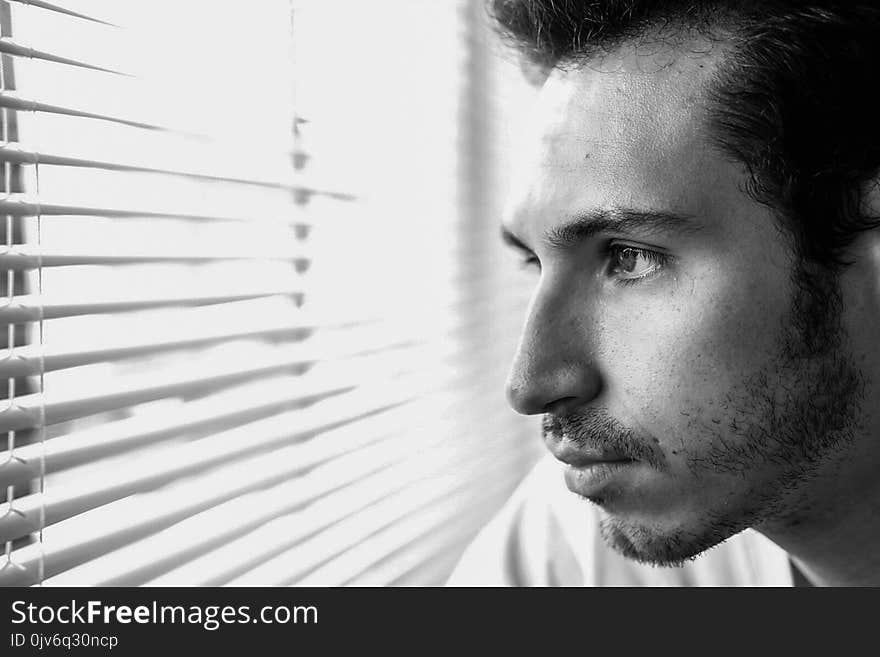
top-left (505, 283), bottom-right (602, 416)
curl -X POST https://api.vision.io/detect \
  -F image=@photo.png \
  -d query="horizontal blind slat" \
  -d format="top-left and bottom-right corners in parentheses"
top-left (0, 92), bottom-right (162, 129)
top-left (0, 36), bottom-right (124, 74)
top-left (0, 367), bottom-right (365, 488)
top-left (5, 0), bottom-right (115, 26)
top-left (0, 196), bottom-right (320, 222)
top-left (0, 330), bottom-right (414, 432)
top-left (0, 245), bottom-right (307, 270)
top-left (0, 144), bottom-right (307, 190)
top-left (0, 287), bottom-right (302, 323)
top-left (0, 320), bottom-right (314, 377)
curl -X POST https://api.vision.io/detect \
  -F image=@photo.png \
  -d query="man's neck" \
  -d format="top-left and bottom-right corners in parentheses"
top-left (758, 465), bottom-right (880, 586)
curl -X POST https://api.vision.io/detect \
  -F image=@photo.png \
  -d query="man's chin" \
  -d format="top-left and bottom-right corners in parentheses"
top-left (596, 512), bottom-right (740, 568)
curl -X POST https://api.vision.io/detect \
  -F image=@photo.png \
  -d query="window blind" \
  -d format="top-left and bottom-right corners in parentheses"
top-left (0, 0), bottom-right (542, 587)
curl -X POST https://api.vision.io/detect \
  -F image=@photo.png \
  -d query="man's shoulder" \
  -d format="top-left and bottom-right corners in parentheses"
top-left (447, 456), bottom-right (794, 587)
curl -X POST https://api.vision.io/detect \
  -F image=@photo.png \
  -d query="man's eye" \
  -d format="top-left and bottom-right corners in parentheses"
top-left (606, 244), bottom-right (668, 284)
top-left (519, 254), bottom-right (541, 271)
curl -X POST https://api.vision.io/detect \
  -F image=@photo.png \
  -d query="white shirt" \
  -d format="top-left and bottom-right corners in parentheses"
top-left (448, 455), bottom-right (795, 586)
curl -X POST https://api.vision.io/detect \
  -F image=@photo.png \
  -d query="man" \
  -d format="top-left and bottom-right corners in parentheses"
top-left (449, 0), bottom-right (880, 586)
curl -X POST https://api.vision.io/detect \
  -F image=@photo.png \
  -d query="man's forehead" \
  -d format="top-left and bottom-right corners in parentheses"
top-left (538, 46), bottom-right (719, 159)
top-left (503, 44), bottom-right (728, 241)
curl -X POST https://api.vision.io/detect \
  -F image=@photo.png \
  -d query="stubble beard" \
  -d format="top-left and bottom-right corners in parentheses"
top-left (589, 261), bottom-right (867, 566)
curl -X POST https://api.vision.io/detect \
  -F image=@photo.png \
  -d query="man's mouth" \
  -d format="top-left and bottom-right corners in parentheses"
top-left (541, 412), bottom-right (666, 498)
top-left (546, 439), bottom-right (637, 499)
top-left (546, 440), bottom-right (631, 468)
top-left (562, 459), bottom-right (636, 499)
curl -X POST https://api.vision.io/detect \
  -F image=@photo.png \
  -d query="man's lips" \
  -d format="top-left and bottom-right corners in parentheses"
top-left (547, 440), bottom-right (637, 499)
top-left (545, 439), bottom-right (632, 468)
top-left (563, 460), bottom-right (635, 500)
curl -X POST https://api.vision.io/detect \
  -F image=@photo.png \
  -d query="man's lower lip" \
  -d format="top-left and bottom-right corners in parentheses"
top-left (563, 460), bottom-right (635, 498)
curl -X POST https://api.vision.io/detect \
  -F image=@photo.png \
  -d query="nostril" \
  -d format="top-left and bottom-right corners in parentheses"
top-left (544, 396), bottom-right (584, 416)
top-left (505, 364), bottom-right (604, 416)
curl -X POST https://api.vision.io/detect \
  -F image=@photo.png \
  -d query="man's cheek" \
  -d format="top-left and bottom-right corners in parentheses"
top-left (596, 298), bottom-right (719, 383)
top-left (599, 295), bottom-right (781, 420)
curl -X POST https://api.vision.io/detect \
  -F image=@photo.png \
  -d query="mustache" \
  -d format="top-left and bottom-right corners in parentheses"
top-left (542, 410), bottom-right (666, 470)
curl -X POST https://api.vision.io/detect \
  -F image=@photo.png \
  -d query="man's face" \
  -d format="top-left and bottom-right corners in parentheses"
top-left (502, 47), bottom-right (867, 565)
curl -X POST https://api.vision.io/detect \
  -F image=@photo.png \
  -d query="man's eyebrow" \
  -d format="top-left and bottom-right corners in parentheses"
top-left (500, 208), bottom-right (702, 253)
top-left (545, 208), bottom-right (702, 248)
top-left (501, 227), bottom-right (533, 254)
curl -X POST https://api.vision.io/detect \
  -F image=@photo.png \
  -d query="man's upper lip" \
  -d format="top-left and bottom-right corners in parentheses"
top-left (547, 442), bottom-right (631, 467)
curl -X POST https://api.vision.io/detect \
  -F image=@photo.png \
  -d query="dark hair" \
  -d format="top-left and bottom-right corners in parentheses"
top-left (489, 1), bottom-right (880, 267)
